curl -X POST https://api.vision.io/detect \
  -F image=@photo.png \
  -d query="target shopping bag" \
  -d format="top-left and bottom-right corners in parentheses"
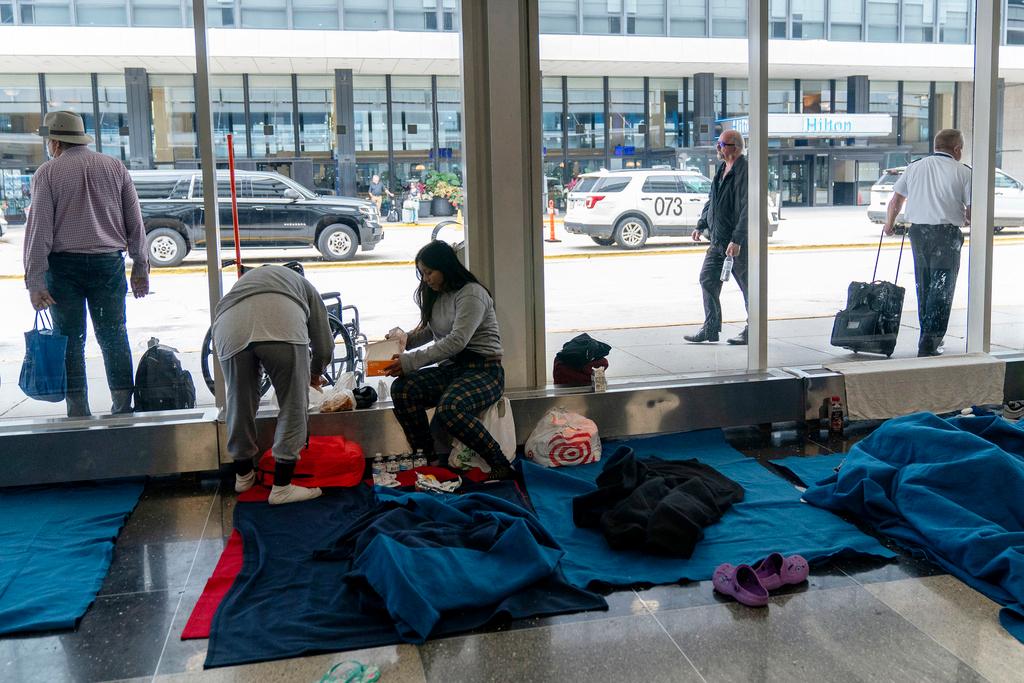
top-left (525, 408), bottom-right (601, 468)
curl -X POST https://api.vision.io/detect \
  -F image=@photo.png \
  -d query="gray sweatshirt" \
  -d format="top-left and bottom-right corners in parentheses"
top-left (400, 282), bottom-right (502, 373)
top-left (212, 266), bottom-right (334, 375)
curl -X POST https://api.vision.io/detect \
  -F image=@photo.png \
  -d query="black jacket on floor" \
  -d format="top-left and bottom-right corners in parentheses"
top-left (572, 446), bottom-right (744, 558)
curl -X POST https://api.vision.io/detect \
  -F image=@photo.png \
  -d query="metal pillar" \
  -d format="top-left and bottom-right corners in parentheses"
top-left (335, 69), bottom-right (358, 198)
top-left (967, 0), bottom-right (1001, 354)
top-left (747, 0), bottom-right (768, 372)
top-left (460, 0), bottom-right (546, 388)
top-left (124, 68), bottom-right (154, 169)
top-left (192, 0), bottom-right (226, 407)
top-left (692, 72), bottom-right (715, 147)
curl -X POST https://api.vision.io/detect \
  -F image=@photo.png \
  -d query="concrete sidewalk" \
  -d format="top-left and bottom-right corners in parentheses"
top-left (3, 307), bottom-right (1020, 421)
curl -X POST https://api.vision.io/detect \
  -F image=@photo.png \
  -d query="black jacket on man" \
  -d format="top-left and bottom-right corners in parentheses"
top-left (697, 154), bottom-right (748, 248)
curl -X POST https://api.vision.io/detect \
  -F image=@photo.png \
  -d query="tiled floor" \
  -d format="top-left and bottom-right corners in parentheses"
top-left (3, 430), bottom-right (1023, 683)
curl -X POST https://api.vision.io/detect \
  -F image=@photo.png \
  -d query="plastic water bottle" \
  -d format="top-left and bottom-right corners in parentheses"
top-left (398, 453), bottom-right (413, 471)
top-left (385, 455), bottom-right (399, 474)
top-left (720, 255), bottom-right (734, 282)
top-left (371, 453), bottom-right (385, 485)
top-left (413, 448), bottom-right (428, 468)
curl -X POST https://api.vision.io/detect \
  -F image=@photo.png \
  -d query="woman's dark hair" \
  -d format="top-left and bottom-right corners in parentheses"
top-left (413, 240), bottom-right (489, 330)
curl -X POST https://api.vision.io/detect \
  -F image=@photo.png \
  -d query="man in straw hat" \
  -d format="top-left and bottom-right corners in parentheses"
top-left (23, 110), bottom-right (150, 417)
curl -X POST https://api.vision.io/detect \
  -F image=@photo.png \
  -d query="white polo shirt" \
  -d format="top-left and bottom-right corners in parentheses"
top-left (893, 152), bottom-right (972, 226)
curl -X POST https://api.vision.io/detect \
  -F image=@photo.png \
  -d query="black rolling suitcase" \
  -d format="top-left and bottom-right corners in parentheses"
top-left (830, 229), bottom-right (907, 358)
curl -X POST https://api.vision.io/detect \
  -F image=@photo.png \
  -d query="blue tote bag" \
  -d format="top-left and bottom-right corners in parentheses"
top-left (19, 311), bottom-right (68, 402)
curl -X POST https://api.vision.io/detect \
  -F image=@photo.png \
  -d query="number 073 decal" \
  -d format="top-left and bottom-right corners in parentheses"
top-left (653, 196), bottom-right (684, 216)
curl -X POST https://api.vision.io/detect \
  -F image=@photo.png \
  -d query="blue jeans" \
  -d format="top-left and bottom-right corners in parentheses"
top-left (45, 252), bottom-right (135, 416)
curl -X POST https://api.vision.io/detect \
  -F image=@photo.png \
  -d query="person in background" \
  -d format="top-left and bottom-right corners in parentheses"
top-left (383, 240), bottom-right (510, 478)
top-left (685, 128), bottom-right (749, 346)
top-left (884, 129), bottom-right (971, 357)
top-left (406, 179), bottom-right (421, 222)
top-left (22, 110), bottom-right (150, 417)
top-left (212, 264), bottom-right (334, 505)
top-left (367, 174), bottom-right (393, 215)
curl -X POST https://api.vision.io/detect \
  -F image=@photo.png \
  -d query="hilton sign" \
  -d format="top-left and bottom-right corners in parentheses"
top-left (721, 113), bottom-right (893, 138)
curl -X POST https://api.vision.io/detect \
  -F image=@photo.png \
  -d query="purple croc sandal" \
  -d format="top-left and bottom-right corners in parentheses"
top-left (752, 552), bottom-right (809, 591)
top-left (712, 563), bottom-right (769, 607)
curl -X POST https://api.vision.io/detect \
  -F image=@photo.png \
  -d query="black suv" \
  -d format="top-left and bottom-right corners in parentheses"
top-left (130, 170), bottom-right (384, 267)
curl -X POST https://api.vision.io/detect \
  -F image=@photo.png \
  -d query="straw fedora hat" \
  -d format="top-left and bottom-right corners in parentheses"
top-left (38, 110), bottom-right (94, 145)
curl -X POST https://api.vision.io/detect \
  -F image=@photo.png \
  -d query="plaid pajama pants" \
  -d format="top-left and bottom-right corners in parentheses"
top-left (391, 358), bottom-right (505, 468)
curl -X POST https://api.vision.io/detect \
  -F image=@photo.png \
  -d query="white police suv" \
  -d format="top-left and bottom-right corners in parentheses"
top-left (564, 169), bottom-right (779, 249)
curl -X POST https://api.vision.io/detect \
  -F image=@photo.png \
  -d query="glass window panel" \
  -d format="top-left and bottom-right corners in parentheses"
top-left (394, 0), bottom-right (438, 31)
top-left (800, 79), bottom-right (831, 113)
top-left (629, 0), bottom-right (664, 35)
top-left (95, 74), bottom-right (130, 161)
top-left (540, 0), bottom-right (578, 33)
top-left (44, 74), bottom-right (96, 153)
top-left (249, 75), bottom-right (295, 157)
top-left (668, 0), bottom-right (705, 36)
top-left (769, 0), bottom-right (787, 38)
top-left (582, 0), bottom-right (621, 34)
top-left (293, 0), bottom-right (338, 29)
top-left (390, 75), bottom-right (432, 152)
top-left (436, 75), bottom-right (462, 158)
top-left (937, 0), bottom-right (968, 43)
top-left (648, 77), bottom-right (683, 150)
top-left (769, 79), bottom-right (796, 114)
top-left (902, 81), bottom-right (931, 152)
top-left (210, 75), bottom-right (247, 159)
top-left (0, 74), bottom-right (46, 177)
top-left (353, 75), bottom-right (387, 153)
top-left (869, 79), bottom-right (898, 146)
top-left (240, 0), bottom-right (286, 28)
top-left (542, 76), bottom-right (565, 164)
top-left (250, 175), bottom-right (291, 197)
top-left (1008, 0), bottom-right (1024, 45)
top-left (904, 0), bottom-right (936, 42)
top-left (131, 0), bottom-right (181, 26)
top-left (933, 81), bottom-right (955, 131)
top-left (566, 76), bottom-right (604, 150)
top-left (150, 74), bottom-right (196, 164)
top-left (830, 1), bottom-right (861, 40)
top-left (296, 75), bottom-right (334, 161)
top-left (76, 0), bottom-right (129, 25)
top-left (607, 77), bottom-right (643, 165)
top-left (867, 0), bottom-right (898, 42)
top-left (791, 0), bottom-right (824, 39)
top-left (20, 1), bottom-right (72, 24)
top-left (711, 0), bottom-right (745, 37)
top-left (187, 0), bottom-right (237, 27)
top-left (343, 0), bottom-right (388, 29)
top-left (726, 78), bottom-right (748, 117)
top-left (1, 3), bottom-right (13, 23)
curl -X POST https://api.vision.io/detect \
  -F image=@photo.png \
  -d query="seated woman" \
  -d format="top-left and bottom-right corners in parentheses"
top-left (383, 240), bottom-right (510, 478)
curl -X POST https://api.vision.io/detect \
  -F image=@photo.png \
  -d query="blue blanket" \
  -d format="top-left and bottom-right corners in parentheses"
top-left (769, 454), bottom-right (847, 488)
top-left (523, 430), bottom-right (894, 589)
top-left (205, 482), bottom-right (606, 668)
top-left (0, 481), bottom-right (144, 635)
top-left (803, 412), bottom-right (1024, 644)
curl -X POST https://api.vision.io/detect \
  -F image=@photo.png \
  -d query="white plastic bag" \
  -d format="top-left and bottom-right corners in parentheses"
top-left (264, 385), bottom-right (326, 413)
top-left (525, 408), bottom-right (601, 468)
top-left (449, 397), bottom-right (516, 473)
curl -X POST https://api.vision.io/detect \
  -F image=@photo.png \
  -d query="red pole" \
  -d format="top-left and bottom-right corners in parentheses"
top-left (226, 133), bottom-right (242, 278)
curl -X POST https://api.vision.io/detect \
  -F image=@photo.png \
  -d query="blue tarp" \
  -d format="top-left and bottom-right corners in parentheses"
top-left (0, 481), bottom-right (144, 635)
top-left (205, 482), bottom-right (606, 669)
top-left (802, 412), bottom-right (1024, 644)
top-left (523, 430), bottom-right (895, 589)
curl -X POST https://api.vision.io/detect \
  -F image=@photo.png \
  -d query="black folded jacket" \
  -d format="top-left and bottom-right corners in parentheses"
top-left (572, 446), bottom-right (744, 557)
top-left (554, 333), bottom-right (612, 369)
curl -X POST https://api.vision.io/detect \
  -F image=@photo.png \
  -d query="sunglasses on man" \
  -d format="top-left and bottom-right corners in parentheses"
top-left (717, 141), bottom-right (737, 148)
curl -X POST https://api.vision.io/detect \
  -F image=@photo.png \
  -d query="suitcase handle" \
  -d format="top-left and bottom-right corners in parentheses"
top-left (872, 226), bottom-right (907, 285)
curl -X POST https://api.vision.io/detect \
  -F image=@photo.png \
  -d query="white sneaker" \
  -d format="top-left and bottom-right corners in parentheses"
top-left (268, 484), bottom-right (323, 505)
top-left (235, 470), bottom-right (256, 493)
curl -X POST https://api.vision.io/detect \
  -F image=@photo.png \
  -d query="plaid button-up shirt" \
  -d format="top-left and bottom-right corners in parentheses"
top-left (23, 146), bottom-right (147, 292)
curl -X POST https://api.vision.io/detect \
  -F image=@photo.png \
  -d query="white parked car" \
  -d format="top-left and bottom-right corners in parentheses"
top-left (564, 169), bottom-right (779, 249)
top-left (867, 166), bottom-right (1024, 233)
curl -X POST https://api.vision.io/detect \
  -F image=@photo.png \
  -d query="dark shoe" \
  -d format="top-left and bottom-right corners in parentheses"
top-left (684, 328), bottom-right (720, 343)
top-left (726, 327), bottom-right (748, 346)
top-left (918, 337), bottom-right (944, 357)
top-left (487, 462), bottom-right (514, 481)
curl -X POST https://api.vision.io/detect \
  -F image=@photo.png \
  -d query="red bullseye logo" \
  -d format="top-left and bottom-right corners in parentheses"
top-left (547, 431), bottom-right (597, 466)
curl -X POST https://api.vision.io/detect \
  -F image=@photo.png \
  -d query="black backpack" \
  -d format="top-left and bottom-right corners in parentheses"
top-left (134, 338), bottom-right (196, 412)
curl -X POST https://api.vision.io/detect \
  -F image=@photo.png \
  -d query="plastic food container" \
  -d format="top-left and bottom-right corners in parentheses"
top-left (366, 338), bottom-right (402, 376)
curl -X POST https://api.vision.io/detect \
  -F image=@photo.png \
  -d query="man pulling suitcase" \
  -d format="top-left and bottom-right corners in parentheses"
top-left (883, 129), bottom-right (972, 357)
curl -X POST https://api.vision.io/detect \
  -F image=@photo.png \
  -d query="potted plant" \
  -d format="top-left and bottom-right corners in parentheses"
top-left (416, 181), bottom-right (432, 218)
top-left (425, 170), bottom-right (460, 217)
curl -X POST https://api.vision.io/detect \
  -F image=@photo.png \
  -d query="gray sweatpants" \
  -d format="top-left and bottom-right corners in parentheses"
top-left (221, 341), bottom-right (311, 464)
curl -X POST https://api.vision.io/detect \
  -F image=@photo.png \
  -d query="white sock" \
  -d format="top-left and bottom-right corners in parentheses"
top-left (235, 470), bottom-right (256, 493)
top-left (268, 484), bottom-right (322, 505)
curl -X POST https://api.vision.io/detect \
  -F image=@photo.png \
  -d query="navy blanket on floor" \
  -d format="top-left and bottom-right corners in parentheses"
top-left (802, 412), bottom-right (1024, 644)
top-left (523, 430), bottom-right (895, 590)
top-left (0, 481), bottom-right (144, 635)
top-left (768, 454), bottom-right (847, 489)
top-left (205, 482), bottom-right (606, 669)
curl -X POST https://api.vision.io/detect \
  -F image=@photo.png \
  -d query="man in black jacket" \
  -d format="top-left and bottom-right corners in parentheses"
top-left (685, 129), bottom-right (749, 345)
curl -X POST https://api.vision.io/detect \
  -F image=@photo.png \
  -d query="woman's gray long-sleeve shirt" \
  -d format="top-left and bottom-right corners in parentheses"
top-left (400, 282), bottom-right (502, 373)
top-left (212, 266), bottom-right (335, 375)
